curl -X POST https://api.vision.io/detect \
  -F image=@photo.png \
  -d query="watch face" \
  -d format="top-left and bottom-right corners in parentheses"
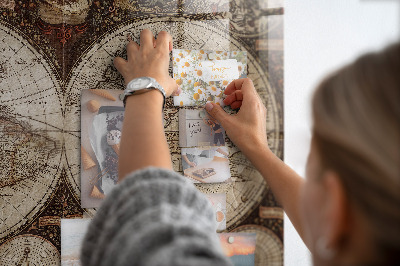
top-left (129, 77), bottom-right (151, 90)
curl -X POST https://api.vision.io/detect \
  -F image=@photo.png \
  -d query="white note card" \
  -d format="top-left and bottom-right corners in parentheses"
top-left (199, 59), bottom-right (239, 82)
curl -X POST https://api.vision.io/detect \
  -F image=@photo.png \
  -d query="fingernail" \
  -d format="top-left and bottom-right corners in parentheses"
top-left (177, 86), bottom-right (182, 94)
top-left (205, 102), bottom-right (214, 112)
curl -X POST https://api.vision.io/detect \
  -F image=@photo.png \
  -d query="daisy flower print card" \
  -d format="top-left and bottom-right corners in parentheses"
top-left (173, 49), bottom-right (247, 106)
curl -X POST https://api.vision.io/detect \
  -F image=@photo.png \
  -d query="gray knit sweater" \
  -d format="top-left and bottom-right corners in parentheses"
top-left (81, 167), bottom-right (232, 266)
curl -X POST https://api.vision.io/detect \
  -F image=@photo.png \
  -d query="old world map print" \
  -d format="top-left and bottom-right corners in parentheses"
top-left (0, 0), bottom-right (284, 265)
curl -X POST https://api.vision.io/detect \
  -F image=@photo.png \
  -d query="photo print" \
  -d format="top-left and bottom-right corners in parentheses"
top-left (173, 49), bottom-right (247, 106)
top-left (181, 146), bottom-right (231, 183)
top-left (205, 193), bottom-right (227, 231)
top-left (81, 89), bottom-right (124, 208)
top-left (61, 219), bottom-right (91, 265)
top-left (179, 109), bottom-right (226, 148)
top-left (218, 233), bottom-right (257, 266)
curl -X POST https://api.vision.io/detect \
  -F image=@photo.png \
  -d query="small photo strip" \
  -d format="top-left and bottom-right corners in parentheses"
top-left (179, 109), bottom-right (226, 148)
top-left (218, 232), bottom-right (257, 266)
top-left (205, 193), bottom-right (227, 231)
top-left (181, 146), bottom-right (231, 183)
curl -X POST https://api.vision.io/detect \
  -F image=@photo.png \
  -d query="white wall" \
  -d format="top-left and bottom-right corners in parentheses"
top-left (284, 1), bottom-right (399, 265)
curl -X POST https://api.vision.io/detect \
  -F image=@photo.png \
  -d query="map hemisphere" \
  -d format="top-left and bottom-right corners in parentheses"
top-left (0, 21), bottom-right (63, 239)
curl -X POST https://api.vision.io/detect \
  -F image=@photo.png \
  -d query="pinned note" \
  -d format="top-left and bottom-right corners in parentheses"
top-left (173, 49), bottom-right (247, 106)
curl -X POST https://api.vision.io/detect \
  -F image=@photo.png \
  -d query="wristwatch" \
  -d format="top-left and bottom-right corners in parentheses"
top-left (119, 77), bottom-right (166, 108)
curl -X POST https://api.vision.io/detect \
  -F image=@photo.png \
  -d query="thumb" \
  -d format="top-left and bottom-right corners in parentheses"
top-left (205, 102), bottom-right (231, 128)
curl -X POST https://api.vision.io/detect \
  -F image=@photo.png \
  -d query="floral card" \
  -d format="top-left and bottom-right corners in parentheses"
top-left (173, 49), bottom-right (247, 106)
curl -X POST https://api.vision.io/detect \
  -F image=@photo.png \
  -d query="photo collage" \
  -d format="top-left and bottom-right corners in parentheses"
top-left (77, 49), bottom-right (255, 265)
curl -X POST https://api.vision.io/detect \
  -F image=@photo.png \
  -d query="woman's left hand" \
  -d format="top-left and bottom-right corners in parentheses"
top-left (113, 29), bottom-right (179, 97)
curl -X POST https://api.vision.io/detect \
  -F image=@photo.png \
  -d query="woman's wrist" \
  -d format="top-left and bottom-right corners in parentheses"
top-left (244, 143), bottom-right (279, 179)
top-left (240, 139), bottom-right (273, 164)
top-left (125, 89), bottom-right (164, 111)
top-left (118, 89), bottom-right (171, 179)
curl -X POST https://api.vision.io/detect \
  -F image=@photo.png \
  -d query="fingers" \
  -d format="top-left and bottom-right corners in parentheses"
top-left (231, 101), bottom-right (243, 110)
top-left (223, 90), bottom-right (243, 108)
top-left (169, 81), bottom-right (179, 97)
top-left (205, 102), bottom-right (231, 128)
top-left (113, 57), bottom-right (127, 73)
top-left (224, 79), bottom-right (242, 95)
top-left (224, 78), bottom-right (256, 96)
top-left (172, 86), bottom-right (182, 96)
top-left (133, 29), bottom-right (173, 55)
top-left (139, 29), bottom-right (154, 51)
top-left (126, 40), bottom-right (139, 58)
top-left (155, 31), bottom-right (173, 53)
top-left (163, 77), bottom-right (179, 97)
top-left (224, 78), bottom-right (262, 107)
top-left (138, 29), bottom-right (173, 53)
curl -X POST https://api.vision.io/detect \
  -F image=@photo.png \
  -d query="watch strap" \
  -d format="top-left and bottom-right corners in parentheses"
top-left (120, 77), bottom-right (166, 109)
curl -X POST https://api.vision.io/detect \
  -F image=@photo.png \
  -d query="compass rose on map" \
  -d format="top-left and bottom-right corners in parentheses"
top-left (0, 234), bottom-right (60, 265)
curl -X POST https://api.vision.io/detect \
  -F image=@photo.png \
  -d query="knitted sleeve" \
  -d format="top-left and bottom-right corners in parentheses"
top-left (80, 167), bottom-right (232, 266)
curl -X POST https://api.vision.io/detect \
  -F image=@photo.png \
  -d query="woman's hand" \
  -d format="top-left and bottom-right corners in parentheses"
top-left (182, 155), bottom-right (197, 167)
top-left (115, 29), bottom-right (178, 179)
top-left (188, 162), bottom-right (197, 168)
top-left (205, 78), bottom-right (269, 155)
top-left (113, 29), bottom-right (178, 97)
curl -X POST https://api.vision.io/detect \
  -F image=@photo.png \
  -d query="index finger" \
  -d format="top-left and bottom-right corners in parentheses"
top-left (155, 31), bottom-right (173, 53)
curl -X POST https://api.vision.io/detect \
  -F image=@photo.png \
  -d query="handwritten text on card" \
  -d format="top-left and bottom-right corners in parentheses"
top-left (198, 59), bottom-right (239, 81)
top-left (188, 122), bottom-right (202, 137)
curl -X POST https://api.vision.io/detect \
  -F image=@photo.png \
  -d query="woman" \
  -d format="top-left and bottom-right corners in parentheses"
top-left (81, 29), bottom-right (400, 265)
top-left (203, 117), bottom-right (225, 146)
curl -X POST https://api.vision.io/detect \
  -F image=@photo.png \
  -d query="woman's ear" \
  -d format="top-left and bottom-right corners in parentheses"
top-left (321, 171), bottom-right (349, 251)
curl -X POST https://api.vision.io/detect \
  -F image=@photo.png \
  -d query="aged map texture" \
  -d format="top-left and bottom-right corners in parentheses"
top-left (0, 0), bottom-right (284, 265)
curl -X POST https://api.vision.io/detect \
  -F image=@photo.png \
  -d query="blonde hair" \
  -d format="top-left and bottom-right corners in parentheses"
top-left (312, 43), bottom-right (400, 264)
